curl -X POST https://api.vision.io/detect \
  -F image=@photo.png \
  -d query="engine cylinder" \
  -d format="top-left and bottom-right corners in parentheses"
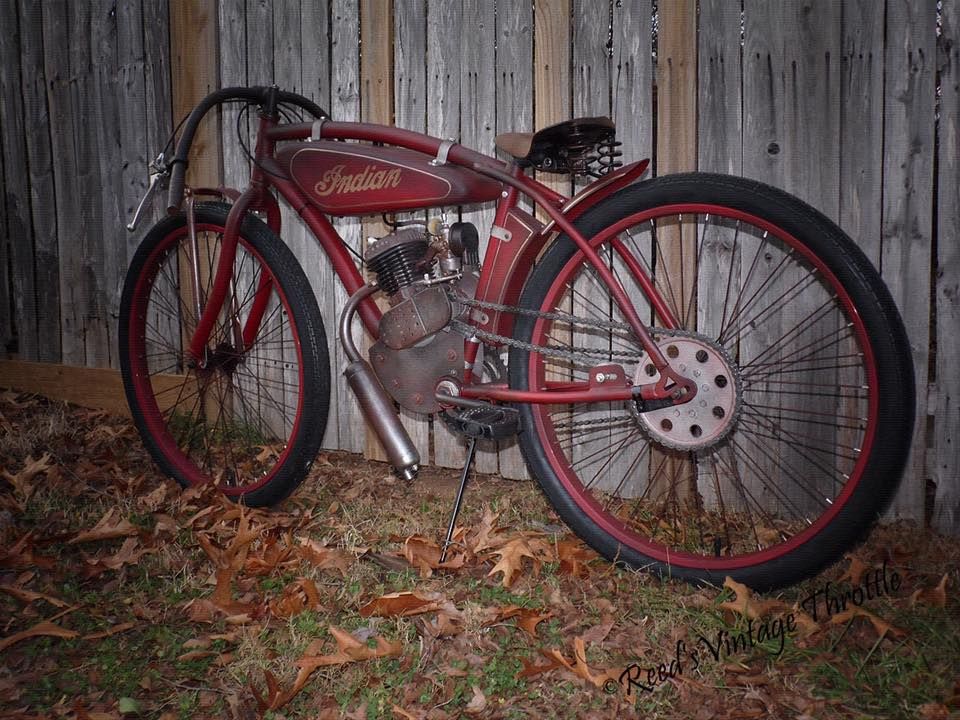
top-left (366, 227), bottom-right (428, 296)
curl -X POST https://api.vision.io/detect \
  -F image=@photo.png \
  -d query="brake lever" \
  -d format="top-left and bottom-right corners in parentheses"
top-left (126, 152), bottom-right (170, 232)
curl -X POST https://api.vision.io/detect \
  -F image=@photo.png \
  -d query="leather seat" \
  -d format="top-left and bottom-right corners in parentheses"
top-left (494, 116), bottom-right (615, 172)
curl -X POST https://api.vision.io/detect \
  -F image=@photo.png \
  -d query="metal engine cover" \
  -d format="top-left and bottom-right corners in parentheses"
top-left (371, 271), bottom-right (478, 413)
top-left (379, 286), bottom-right (452, 350)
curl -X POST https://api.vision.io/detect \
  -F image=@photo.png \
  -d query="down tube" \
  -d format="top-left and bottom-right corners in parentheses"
top-left (269, 175), bottom-right (381, 336)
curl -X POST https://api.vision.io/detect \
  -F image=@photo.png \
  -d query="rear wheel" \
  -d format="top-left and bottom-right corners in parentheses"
top-left (119, 202), bottom-right (329, 506)
top-left (509, 174), bottom-right (914, 590)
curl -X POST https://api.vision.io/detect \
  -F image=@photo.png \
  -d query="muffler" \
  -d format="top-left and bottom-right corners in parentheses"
top-left (340, 284), bottom-right (420, 480)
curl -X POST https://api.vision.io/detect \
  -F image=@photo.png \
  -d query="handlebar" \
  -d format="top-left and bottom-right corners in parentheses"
top-left (166, 86), bottom-right (328, 214)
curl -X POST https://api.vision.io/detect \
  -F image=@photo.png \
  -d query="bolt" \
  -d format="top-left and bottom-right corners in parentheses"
top-left (392, 379), bottom-right (400, 388)
top-left (694, 369), bottom-right (701, 377)
top-left (595, 372), bottom-right (606, 383)
top-left (446, 349), bottom-right (458, 361)
top-left (376, 353), bottom-right (385, 363)
top-left (413, 393), bottom-right (423, 406)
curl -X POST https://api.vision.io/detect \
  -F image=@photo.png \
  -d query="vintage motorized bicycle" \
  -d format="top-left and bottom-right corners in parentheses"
top-left (120, 86), bottom-right (914, 590)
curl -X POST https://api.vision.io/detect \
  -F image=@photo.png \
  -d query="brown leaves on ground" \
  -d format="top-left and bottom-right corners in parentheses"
top-left (721, 576), bottom-right (818, 636)
top-left (911, 574), bottom-right (949, 608)
top-left (829, 605), bottom-right (906, 639)
top-left (0, 619), bottom-right (79, 653)
top-left (68, 507), bottom-right (140, 544)
top-left (253, 626), bottom-right (403, 712)
top-left (1, 452), bottom-right (54, 506)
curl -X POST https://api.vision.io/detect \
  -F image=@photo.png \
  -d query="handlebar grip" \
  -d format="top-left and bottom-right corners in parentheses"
top-left (165, 86), bottom-right (330, 213)
top-left (166, 162), bottom-right (187, 215)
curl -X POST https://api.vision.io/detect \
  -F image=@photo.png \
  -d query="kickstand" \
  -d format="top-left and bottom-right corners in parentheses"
top-left (440, 436), bottom-right (477, 563)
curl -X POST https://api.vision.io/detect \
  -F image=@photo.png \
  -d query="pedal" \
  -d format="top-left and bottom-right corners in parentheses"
top-left (439, 404), bottom-right (519, 440)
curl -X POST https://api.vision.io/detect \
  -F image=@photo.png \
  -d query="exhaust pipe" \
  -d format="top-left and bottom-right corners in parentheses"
top-left (340, 284), bottom-right (420, 480)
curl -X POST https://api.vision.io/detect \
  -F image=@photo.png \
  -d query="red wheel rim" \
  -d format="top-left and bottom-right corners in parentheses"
top-left (127, 223), bottom-right (305, 495)
top-left (528, 204), bottom-right (880, 570)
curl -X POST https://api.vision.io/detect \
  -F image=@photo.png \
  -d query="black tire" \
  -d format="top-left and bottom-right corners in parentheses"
top-left (508, 173), bottom-right (914, 591)
top-left (119, 202), bottom-right (329, 506)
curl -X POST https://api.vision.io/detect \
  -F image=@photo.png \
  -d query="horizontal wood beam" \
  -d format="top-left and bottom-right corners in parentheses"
top-left (0, 360), bottom-right (193, 418)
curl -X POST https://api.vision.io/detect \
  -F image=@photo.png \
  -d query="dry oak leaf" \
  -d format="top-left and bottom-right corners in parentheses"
top-left (403, 535), bottom-right (465, 578)
top-left (556, 538), bottom-right (598, 578)
top-left (359, 591), bottom-right (450, 618)
top-left (1, 452), bottom-right (53, 503)
top-left (82, 537), bottom-right (155, 577)
top-left (829, 605), bottom-right (905, 639)
top-left (0, 620), bottom-right (79, 652)
top-left (68, 508), bottom-right (139, 544)
top-left (720, 576), bottom-right (818, 635)
top-left (466, 505), bottom-right (506, 554)
top-left (838, 554), bottom-right (871, 587)
top-left (0, 583), bottom-right (69, 608)
top-left (263, 626), bottom-right (403, 710)
top-left (910, 574), bottom-right (948, 609)
top-left (487, 536), bottom-right (553, 588)
top-left (297, 537), bottom-right (354, 575)
top-left (541, 636), bottom-right (615, 689)
top-left (270, 578), bottom-right (322, 619)
top-left (464, 686), bottom-right (487, 716)
top-left (83, 622), bottom-right (136, 641)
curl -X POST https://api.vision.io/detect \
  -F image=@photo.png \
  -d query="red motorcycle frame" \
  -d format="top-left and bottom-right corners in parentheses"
top-left (170, 94), bottom-right (693, 415)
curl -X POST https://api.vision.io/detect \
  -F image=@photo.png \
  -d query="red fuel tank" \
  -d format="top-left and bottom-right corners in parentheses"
top-left (276, 141), bottom-right (503, 216)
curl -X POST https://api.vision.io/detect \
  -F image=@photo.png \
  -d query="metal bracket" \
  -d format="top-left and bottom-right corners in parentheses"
top-left (430, 139), bottom-right (455, 166)
top-left (490, 225), bottom-right (512, 243)
top-left (311, 118), bottom-right (327, 141)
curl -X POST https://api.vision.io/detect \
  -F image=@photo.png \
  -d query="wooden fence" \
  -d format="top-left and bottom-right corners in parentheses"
top-left (0, 0), bottom-right (957, 534)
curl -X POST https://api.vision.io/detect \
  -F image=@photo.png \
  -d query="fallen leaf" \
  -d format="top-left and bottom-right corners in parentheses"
top-left (487, 536), bottom-right (553, 587)
top-left (391, 705), bottom-right (421, 720)
top-left (910, 574), bottom-right (948, 608)
top-left (516, 653), bottom-right (565, 680)
top-left (829, 605), bottom-right (906, 639)
top-left (0, 620), bottom-right (79, 652)
top-left (83, 622), bottom-right (136, 640)
top-left (297, 537), bottom-right (353, 575)
top-left (556, 539), bottom-right (597, 578)
top-left (270, 578), bottom-right (321, 619)
top-left (359, 591), bottom-right (447, 618)
top-left (838, 554), bottom-right (870, 586)
top-left (1, 453), bottom-right (53, 504)
top-left (516, 609), bottom-right (553, 638)
top-left (467, 506), bottom-right (504, 554)
top-left (541, 636), bottom-right (614, 688)
top-left (68, 508), bottom-right (139, 544)
top-left (403, 535), bottom-right (465, 578)
top-left (464, 686), bottom-right (487, 715)
top-left (720, 576), bottom-right (818, 635)
top-left (261, 625), bottom-right (403, 710)
top-left (0, 583), bottom-right (69, 608)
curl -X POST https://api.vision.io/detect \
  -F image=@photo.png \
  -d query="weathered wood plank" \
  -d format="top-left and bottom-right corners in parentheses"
top-left (330, 0), bottom-right (364, 454)
top-left (839, 1), bottom-right (884, 266)
top-left (91, 0), bottom-right (125, 368)
top-left (933, 0), bottom-right (960, 534)
top-left (698, 0), bottom-right (741, 175)
top-left (535, 0), bottom-right (571, 215)
top-left (0, 360), bottom-right (190, 418)
top-left (393, 0), bottom-right (432, 466)
top-left (71, 0), bottom-right (108, 368)
top-left (0, 0), bottom-right (39, 361)
top-left (18, 0), bottom-right (58, 363)
top-left (881, 0), bottom-right (935, 521)
top-left (302, 0), bottom-right (342, 452)
top-left (460, 0), bottom-right (499, 475)
top-left (612, 0), bottom-right (653, 166)
top-left (140, 0), bottom-right (173, 234)
top-left (41, 1), bottom-right (83, 366)
top-left (171, 0), bottom-right (221, 187)
top-left (0, 88), bottom-right (9, 352)
top-left (494, 0), bottom-right (533, 480)
top-left (361, 0), bottom-right (396, 465)
top-left (427, 0), bottom-right (466, 471)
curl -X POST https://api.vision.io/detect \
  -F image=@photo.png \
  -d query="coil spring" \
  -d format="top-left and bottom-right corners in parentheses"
top-left (595, 139), bottom-right (623, 175)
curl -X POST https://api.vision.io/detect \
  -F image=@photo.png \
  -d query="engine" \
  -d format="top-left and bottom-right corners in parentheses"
top-left (366, 219), bottom-right (481, 413)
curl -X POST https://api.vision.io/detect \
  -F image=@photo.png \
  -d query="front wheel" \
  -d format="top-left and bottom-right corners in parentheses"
top-left (119, 202), bottom-right (329, 507)
top-left (509, 173), bottom-right (915, 591)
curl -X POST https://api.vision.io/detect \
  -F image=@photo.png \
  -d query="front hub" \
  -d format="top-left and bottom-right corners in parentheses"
top-left (632, 333), bottom-right (741, 452)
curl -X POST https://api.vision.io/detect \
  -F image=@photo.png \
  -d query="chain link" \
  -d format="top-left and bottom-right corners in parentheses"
top-left (448, 293), bottom-right (643, 365)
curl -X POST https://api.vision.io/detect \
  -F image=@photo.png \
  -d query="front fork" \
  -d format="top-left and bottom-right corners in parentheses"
top-left (183, 183), bottom-right (280, 367)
